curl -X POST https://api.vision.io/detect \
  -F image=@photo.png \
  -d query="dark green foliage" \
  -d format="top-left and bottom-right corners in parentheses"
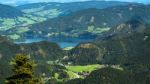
top-left (65, 67), bottom-right (150, 84)
top-left (0, 37), bottom-right (64, 83)
top-left (83, 67), bottom-right (150, 84)
top-left (0, 38), bottom-right (64, 62)
top-left (123, 64), bottom-right (150, 72)
top-left (58, 71), bottom-right (69, 79)
top-left (5, 54), bottom-right (40, 84)
top-left (19, 41), bottom-right (64, 61)
top-left (34, 63), bottom-right (53, 77)
top-left (46, 78), bottom-right (61, 84)
top-left (96, 30), bottom-right (150, 64)
top-left (0, 61), bottom-right (12, 84)
top-left (83, 67), bottom-right (132, 84)
top-left (64, 78), bottom-right (83, 84)
top-left (69, 43), bottom-right (101, 65)
top-left (123, 64), bottom-right (150, 84)
top-left (49, 64), bottom-right (67, 77)
top-left (68, 23), bottom-right (150, 65)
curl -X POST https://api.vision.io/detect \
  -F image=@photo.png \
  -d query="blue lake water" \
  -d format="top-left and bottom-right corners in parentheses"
top-left (15, 38), bottom-right (92, 48)
top-left (57, 42), bottom-right (79, 48)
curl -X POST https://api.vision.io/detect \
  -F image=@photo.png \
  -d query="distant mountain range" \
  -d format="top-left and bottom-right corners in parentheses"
top-left (23, 4), bottom-right (150, 41)
top-left (17, 1), bottom-right (134, 18)
top-left (0, 4), bottom-right (23, 18)
top-left (0, 1), bottom-right (149, 42)
top-left (0, 1), bottom-right (138, 41)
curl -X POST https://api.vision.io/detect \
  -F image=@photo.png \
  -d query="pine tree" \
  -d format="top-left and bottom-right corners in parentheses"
top-left (5, 54), bottom-right (41, 84)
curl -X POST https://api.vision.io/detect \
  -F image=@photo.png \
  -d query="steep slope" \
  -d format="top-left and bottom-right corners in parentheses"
top-left (67, 19), bottom-right (150, 65)
top-left (96, 15), bottom-right (148, 40)
top-left (68, 43), bottom-right (101, 65)
top-left (95, 30), bottom-right (150, 64)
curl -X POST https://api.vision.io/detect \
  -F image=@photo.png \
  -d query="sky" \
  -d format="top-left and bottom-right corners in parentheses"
top-left (0, 0), bottom-right (150, 5)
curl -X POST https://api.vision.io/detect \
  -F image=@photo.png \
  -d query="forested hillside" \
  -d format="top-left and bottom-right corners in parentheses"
top-left (0, 1), bottom-right (150, 84)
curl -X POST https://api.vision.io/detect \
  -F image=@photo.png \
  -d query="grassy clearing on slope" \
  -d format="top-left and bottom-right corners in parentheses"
top-left (66, 64), bottom-right (101, 73)
top-left (63, 47), bottom-right (74, 50)
top-left (65, 70), bottom-right (79, 78)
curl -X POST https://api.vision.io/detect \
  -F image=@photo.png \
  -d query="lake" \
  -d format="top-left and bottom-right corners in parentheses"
top-left (15, 38), bottom-right (92, 48)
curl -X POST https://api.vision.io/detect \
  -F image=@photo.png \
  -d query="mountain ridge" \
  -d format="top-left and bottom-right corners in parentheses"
top-left (23, 4), bottom-right (150, 41)
top-left (0, 4), bottom-right (24, 18)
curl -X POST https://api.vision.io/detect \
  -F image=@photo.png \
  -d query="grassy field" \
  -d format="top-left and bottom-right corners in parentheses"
top-left (51, 64), bottom-right (123, 83)
top-left (65, 70), bottom-right (79, 78)
top-left (66, 64), bottom-right (101, 73)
